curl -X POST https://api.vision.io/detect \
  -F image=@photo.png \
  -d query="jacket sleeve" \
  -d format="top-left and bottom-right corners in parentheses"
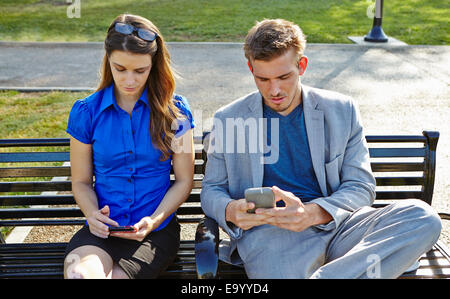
top-left (310, 100), bottom-right (376, 231)
top-left (200, 111), bottom-right (244, 240)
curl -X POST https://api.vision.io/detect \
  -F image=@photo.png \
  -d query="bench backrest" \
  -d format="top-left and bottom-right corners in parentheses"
top-left (0, 136), bottom-right (206, 230)
top-left (0, 131), bottom-right (439, 234)
top-left (365, 131), bottom-right (438, 206)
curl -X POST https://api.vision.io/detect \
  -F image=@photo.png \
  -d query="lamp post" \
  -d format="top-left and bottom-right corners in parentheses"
top-left (364, 0), bottom-right (388, 42)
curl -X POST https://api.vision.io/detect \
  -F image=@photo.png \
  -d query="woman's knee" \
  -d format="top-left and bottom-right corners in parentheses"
top-left (64, 246), bottom-right (113, 279)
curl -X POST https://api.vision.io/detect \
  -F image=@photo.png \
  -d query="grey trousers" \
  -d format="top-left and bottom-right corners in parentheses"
top-left (234, 199), bottom-right (442, 278)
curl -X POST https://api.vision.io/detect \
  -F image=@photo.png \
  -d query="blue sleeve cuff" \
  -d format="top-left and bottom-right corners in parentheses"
top-left (173, 94), bottom-right (195, 137)
top-left (66, 127), bottom-right (91, 144)
top-left (66, 100), bottom-right (92, 144)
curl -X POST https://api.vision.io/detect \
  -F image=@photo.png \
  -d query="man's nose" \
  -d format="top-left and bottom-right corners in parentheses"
top-left (269, 81), bottom-right (281, 97)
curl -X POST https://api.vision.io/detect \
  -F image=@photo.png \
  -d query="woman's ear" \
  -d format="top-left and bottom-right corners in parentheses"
top-left (298, 56), bottom-right (308, 76)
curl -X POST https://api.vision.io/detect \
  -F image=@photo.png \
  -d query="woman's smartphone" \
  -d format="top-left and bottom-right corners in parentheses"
top-left (109, 226), bottom-right (137, 233)
top-left (245, 187), bottom-right (275, 213)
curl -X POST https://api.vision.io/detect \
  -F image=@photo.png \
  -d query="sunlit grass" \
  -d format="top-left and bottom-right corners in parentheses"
top-left (0, 0), bottom-right (448, 44)
top-left (0, 90), bottom-right (89, 138)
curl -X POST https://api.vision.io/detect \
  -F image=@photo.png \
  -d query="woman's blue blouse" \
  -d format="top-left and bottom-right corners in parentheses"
top-left (66, 84), bottom-right (195, 231)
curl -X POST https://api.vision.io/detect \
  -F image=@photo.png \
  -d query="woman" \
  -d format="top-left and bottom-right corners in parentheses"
top-left (63, 14), bottom-right (195, 279)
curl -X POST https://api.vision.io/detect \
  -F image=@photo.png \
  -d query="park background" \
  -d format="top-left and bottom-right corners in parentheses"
top-left (0, 0), bottom-right (449, 248)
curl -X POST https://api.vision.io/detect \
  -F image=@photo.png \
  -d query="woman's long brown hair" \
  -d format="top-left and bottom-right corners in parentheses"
top-left (96, 14), bottom-right (180, 161)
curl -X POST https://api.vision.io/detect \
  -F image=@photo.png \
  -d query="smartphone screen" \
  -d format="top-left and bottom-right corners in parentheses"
top-left (109, 226), bottom-right (137, 233)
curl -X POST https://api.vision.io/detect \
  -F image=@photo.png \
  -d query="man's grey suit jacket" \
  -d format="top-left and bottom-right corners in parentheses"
top-left (200, 85), bottom-right (376, 263)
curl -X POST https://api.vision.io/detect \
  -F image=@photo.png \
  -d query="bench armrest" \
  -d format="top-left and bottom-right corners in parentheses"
top-left (439, 213), bottom-right (450, 221)
top-left (195, 216), bottom-right (220, 279)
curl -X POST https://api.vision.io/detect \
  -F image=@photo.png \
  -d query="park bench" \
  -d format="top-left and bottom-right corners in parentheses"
top-left (0, 131), bottom-right (449, 279)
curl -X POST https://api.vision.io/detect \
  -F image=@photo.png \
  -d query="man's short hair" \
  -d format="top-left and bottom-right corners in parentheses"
top-left (244, 19), bottom-right (306, 63)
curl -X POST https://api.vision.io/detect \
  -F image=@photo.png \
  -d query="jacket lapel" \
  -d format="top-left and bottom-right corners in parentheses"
top-left (247, 92), bottom-right (264, 187)
top-left (302, 86), bottom-right (328, 197)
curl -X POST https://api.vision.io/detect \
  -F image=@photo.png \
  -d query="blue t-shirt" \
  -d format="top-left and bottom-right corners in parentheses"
top-left (263, 102), bottom-right (322, 205)
top-left (66, 84), bottom-right (195, 231)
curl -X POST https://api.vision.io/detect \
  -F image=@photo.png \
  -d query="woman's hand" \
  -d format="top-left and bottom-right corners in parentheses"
top-left (110, 216), bottom-right (156, 242)
top-left (86, 205), bottom-right (119, 239)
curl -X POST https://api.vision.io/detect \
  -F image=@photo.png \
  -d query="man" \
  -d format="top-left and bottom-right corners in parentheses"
top-left (200, 19), bottom-right (441, 278)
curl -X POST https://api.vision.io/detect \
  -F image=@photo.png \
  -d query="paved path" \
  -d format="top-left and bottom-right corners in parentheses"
top-left (1, 41), bottom-right (448, 126)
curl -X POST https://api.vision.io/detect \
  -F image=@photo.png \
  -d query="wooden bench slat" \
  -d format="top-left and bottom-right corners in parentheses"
top-left (0, 152), bottom-right (203, 162)
top-left (191, 180), bottom-right (202, 189)
top-left (0, 138), bottom-right (203, 147)
top-left (374, 191), bottom-right (423, 200)
top-left (418, 258), bottom-right (450, 267)
top-left (400, 268), bottom-right (450, 278)
top-left (0, 208), bottom-right (83, 219)
top-left (0, 152), bottom-right (70, 163)
top-left (0, 240), bottom-right (193, 254)
top-left (0, 136), bottom-right (425, 147)
top-left (0, 150), bottom-right (203, 164)
top-left (0, 177), bottom-right (203, 192)
top-left (370, 162), bottom-right (424, 172)
top-left (369, 147), bottom-right (425, 158)
top-left (0, 195), bottom-right (75, 206)
top-left (0, 162), bottom-right (204, 178)
top-left (0, 181), bottom-right (72, 192)
top-left (0, 217), bottom-right (204, 226)
top-left (0, 206), bottom-right (204, 219)
top-left (177, 217), bottom-right (203, 224)
top-left (176, 207), bottom-right (204, 215)
top-left (375, 176), bottom-right (424, 186)
top-left (0, 166), bottom-right (71, 178)
top-left (0, 192), bottom-right (200, 206)
top-left (0, 219), bottom-right (86, 227)
top-left (0, 139), bottom-right (70, 148)
top-left (365, 135), bottom-right (426, 143)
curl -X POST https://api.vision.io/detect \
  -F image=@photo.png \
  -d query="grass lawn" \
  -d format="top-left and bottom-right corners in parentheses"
top-left (0, 0), bottom-right (448, 44)
top-left (0, 90), bottom-right (89, 139)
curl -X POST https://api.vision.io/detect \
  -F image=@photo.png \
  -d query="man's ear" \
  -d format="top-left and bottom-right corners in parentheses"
top-left (247, 60), bottom-right (253, 73)
top-left (298, 56), bottom-right (308, 76)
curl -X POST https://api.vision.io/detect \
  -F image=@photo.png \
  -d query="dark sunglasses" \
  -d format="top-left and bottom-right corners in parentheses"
top-left (114, 22), bottom-right (158, 42)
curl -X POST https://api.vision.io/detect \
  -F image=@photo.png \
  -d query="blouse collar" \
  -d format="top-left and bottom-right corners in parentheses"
top-left (100, 83), bottom-right (149, 112)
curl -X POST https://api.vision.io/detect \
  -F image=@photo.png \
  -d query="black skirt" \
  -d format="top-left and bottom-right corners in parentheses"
top-left (64, 215), bottom-right (180, 278)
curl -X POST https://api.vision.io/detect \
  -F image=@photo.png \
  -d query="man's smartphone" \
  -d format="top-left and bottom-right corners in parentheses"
top-left (109, 226), bottom-right (137, 233)
top-left (245, 187), bottom-right (275, 213)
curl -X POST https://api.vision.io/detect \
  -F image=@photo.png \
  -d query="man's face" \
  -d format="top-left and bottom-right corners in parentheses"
top-left (250, 48), bottom-right (306, 116)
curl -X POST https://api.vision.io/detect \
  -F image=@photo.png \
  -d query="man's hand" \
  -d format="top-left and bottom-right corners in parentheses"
top-left (255, 186), bottom-right (332, 232)
top-left (225, 198), bottom-right (272, 230)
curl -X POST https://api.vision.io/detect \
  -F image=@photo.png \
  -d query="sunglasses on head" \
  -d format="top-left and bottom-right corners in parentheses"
top-left (114, 22), bottom-right (158, 42)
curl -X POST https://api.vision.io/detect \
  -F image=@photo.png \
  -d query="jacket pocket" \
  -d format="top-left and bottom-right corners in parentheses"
top-left (325, 154), bottom-right (342, 193)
